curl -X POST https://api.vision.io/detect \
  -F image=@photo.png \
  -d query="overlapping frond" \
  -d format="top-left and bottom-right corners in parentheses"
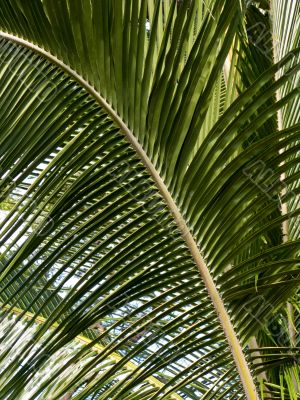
top-left (0, 36), bottom-right (244, 399)
top-left (0, 1), bottom-right (299, 399)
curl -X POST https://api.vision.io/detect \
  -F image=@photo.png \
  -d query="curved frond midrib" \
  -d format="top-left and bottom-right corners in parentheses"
top-left (0, 31), bottom-right (258, 399)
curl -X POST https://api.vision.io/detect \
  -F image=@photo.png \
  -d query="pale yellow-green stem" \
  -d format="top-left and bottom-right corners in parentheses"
top-left (270, 1), bottom-right (299, 393)
top-left (0, 31), bottom-right (259, 400)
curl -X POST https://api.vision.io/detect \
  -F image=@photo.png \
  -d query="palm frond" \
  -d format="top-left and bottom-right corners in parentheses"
top-left (0, 1), bottom-right (299, 399)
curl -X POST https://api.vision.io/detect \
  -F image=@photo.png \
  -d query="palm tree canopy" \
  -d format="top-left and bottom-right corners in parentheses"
top-left (0, 1), bottom-right (299, 399)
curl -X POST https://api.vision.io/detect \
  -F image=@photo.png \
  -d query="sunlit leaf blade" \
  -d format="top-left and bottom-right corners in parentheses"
top-left (0, 1), bottom-right (299, 399)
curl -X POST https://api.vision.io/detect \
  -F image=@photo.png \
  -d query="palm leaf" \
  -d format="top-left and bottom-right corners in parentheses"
top-left (0, 1), bottom-right (299, 399)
